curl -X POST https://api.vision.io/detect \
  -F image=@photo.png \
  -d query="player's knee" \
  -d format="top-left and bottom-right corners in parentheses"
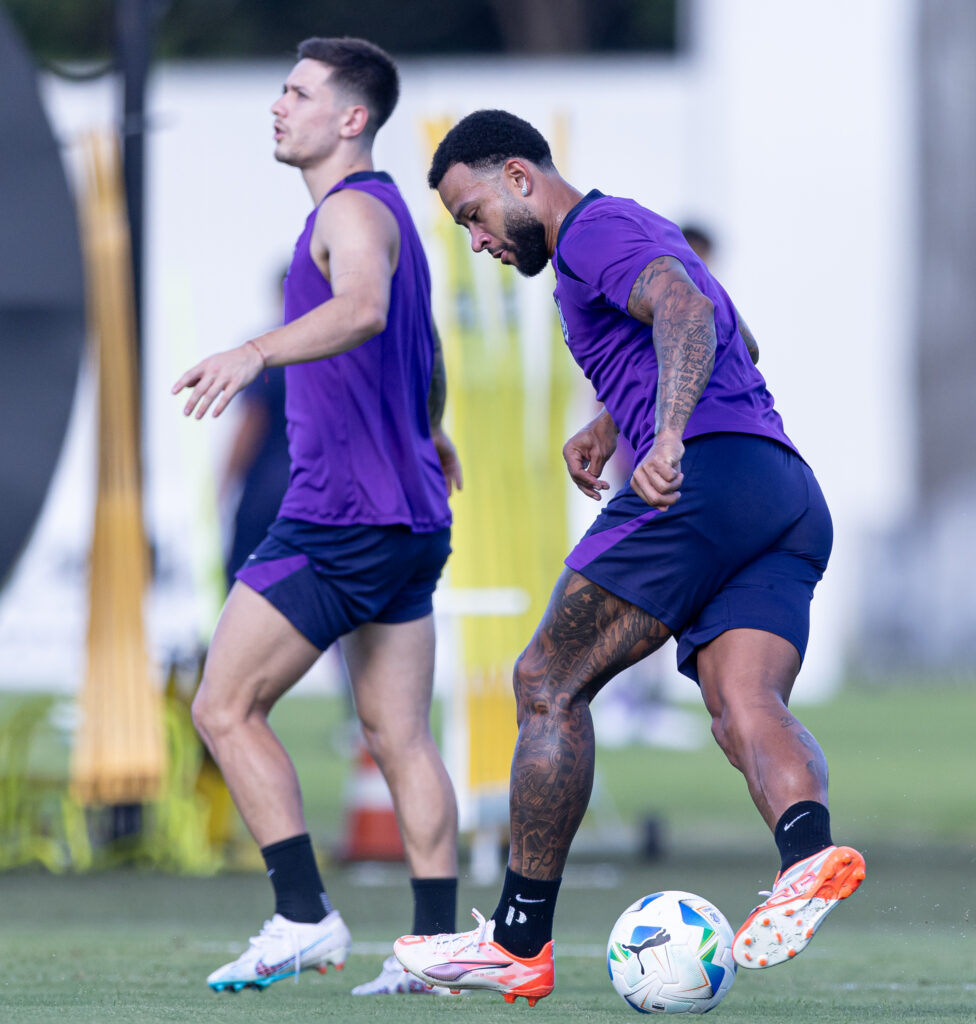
top-left (190, 683), bottom-right (246, 744)
top-left (513, 641), bottom-right (599, 725)
top-left (512, 651), bottom-right (550, 723)
top-left (359, 723), bottom-right (389, 769)
top-left (361, 718), bottom-right (427, 769)
top-left (190, 687), bottom-right (219, 745)
top-left (709, 689), bottom-right (782, 770)
top-left (512, 649), bottom-right (529, 697)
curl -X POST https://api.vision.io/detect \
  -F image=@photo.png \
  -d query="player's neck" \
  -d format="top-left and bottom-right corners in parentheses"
top-left (544, 178), bottom-right (585, 255)
top-left (302, 144), bottom-right (375, 206)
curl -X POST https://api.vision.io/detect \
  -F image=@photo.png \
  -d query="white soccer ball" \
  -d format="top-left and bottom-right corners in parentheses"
top-left (606, 890), bottom-right (736, 1014)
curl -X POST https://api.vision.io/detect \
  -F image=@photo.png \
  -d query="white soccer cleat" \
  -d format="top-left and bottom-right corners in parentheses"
top-left (207, 910), bottom-right (351, 991)
top-left (350, 953), bottom-right (461, 995)
top-left (733, 845), bottom-right (866, 969)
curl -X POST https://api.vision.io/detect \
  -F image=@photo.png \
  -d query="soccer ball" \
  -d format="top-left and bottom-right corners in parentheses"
top-left (606, 891), bottom-right (736, 1014)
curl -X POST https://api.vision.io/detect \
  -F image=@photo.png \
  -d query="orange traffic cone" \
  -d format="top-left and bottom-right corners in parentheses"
top-left (340, 741), bottom-right (405, 861)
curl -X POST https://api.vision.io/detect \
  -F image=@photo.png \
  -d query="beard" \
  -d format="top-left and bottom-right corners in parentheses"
top-left (503, 204), bottom-right (550, 277)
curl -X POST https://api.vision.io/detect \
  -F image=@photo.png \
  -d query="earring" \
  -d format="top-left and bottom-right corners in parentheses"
top-left (521, 183), bottom-right (528, 196)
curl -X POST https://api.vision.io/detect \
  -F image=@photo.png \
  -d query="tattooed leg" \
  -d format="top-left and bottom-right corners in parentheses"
top-left (508, 569), bottom-right (671, 880)
top-left (697, 628), bottom-right (829, 831)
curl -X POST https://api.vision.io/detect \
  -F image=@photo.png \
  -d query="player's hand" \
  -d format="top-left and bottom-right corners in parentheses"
top-left (172, 340), bottom-right (265, 419)
top-left (432, 426), bottom-right (463, 495)
top-left (631, 431), bottom-right (684, 510)
top-left (563, 408), bottom-right (618, 500)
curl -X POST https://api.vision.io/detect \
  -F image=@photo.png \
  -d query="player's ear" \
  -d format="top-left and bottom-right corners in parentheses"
top-left (340, 105), bottom-right (370, 139)
top-left (503, 158), bottom-right (531, 198)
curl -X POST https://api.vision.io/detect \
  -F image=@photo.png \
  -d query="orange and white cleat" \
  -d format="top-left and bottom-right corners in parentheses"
top-left (733, 845), bottom-right (866, 969)
top-left (350, 953), bottom-right (463, 996)
top-left (394, 909), bottom-right (554, 1006)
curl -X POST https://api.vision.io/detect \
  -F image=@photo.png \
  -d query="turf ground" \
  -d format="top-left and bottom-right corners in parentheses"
top-left (1, 684), bottom-right (973, 1022)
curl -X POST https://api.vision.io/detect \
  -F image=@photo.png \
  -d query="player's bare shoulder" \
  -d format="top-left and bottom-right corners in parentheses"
top-left (311, 186), bottom-right (400, 281)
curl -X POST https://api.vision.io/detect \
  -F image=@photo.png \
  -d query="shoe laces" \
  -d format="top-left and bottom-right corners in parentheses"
top-left (248, 917), bottom-right (304, 984)
top-left (247, 918), bottom-right (278, 949)
top-left (428, 908), bottom-right (495, 954)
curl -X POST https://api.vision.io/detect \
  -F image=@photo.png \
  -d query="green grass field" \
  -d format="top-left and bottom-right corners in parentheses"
top-left (1, 683), bottom-right (973, 1022)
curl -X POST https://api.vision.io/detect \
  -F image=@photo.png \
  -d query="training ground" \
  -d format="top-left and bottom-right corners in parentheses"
top-left (1, 683), bottom-right (972, 1023)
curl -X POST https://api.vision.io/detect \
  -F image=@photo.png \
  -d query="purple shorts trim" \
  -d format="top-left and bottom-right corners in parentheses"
top-left (565, 505), bottom-right (660, 568)
top-left (235, 518), bottom-right (451, 650)
top-left (237, 553), bottom-right (308, 592)
top-left (566, 433), bottom-right (832, 683)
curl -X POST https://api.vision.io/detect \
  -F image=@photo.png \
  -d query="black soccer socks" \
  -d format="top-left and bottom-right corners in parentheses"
top-left (491, 867), bottom-right (562, 957)
top-left (410, 876), bottom-right (457, 934)
top-left (261, 833), bottom-right (333, 923)
top-left (774, 800), bottom-right (833, 874)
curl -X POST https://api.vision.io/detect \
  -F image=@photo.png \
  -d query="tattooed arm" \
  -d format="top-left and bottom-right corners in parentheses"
top-left (428, 324), bottom-right (463, 494)
top-left (736, 308), bottom-right (760, 365)
top-left (626, 255), bottom-right (716, 509)
top-left (428, 323), bottom-right (447, 429)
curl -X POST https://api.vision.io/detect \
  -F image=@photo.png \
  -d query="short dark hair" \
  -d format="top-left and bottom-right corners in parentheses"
top-left (296, 37), bottom-right (399, 133)
top-left (428, 109), bottom-right (554, 189)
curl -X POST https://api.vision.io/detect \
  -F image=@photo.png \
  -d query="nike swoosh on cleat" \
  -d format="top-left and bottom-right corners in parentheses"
top-left (255, 957), bottom-right (294, 977)
top-left (424, 960), bottom-right (512, 983)
top-left (253, 933), bottom-right (338, 976)
top-left (782, 811), bottom-right (811, 831)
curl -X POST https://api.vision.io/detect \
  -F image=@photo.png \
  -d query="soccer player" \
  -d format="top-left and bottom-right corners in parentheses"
top-left (172, 38), bottom-right (462, 996)
top-left (393, 109), bottom-right (865, 1005)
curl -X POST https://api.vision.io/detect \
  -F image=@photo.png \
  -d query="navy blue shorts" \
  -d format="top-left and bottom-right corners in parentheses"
top-left (235, 517), bottom-right (452, 651)
top-left (565, 433), bottom-right (832, 683)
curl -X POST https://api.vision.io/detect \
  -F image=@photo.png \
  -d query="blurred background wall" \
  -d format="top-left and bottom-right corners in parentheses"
top-left (0, 0), bottom-right (972, 703)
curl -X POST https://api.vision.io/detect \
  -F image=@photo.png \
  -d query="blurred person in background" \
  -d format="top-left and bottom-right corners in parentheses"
top-left (680, 223), bottom-right (714, 267)
top-left (220, 361), bottom-right (289, 591)
top-left (218, 268), bottom-right (291, 592)
top-left (393, 109), bottom-right (864, 1004)
top-left (172, 36), bottom-right (462, 996)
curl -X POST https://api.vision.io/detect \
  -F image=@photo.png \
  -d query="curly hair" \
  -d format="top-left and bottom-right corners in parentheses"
top-left (296, 37), bottom-right (399, 133)
top-left (428, 109), bottom-right (553, 188)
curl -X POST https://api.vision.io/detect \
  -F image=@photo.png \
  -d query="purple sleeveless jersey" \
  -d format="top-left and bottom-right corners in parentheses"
top-left (552, 191), bottom-right (797, 462)
top-left (277, 172), bottom-right (451, 532)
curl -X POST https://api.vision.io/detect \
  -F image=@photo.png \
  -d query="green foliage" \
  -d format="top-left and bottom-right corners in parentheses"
top-left (0, 691), bottom-right (222, 874)
top-left (2, 0), bottom-right (115, 62)
top-left (2, 0), bottom-right (678, 63)
top-left (0, 695), bottom-right (91, 871)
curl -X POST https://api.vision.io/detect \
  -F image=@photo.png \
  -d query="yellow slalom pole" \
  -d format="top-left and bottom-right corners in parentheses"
top-left (69, 130), bottom-right (165, 807)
